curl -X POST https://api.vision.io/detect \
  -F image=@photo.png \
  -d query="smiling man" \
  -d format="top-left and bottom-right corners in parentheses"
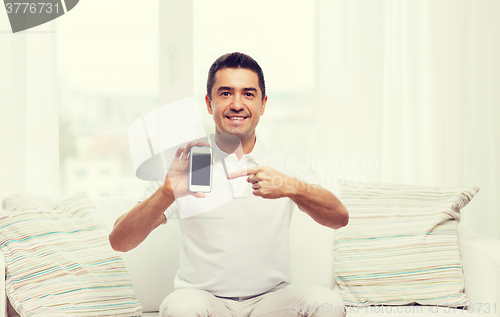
top-left (109, 52), bottom-right (349, 317)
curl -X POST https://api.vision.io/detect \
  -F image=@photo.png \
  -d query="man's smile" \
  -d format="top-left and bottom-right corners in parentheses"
top-left (225, 115), bottom-right (248, 122)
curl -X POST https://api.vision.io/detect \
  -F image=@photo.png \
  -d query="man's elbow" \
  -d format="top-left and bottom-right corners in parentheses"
top-left (108, 232), bottom-right (130, 253)
top-left (330, 208), bottom-right (349, 229)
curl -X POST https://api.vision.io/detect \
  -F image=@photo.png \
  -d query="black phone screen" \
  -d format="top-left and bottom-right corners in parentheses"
top-left (191, 153), bottom-right (211, 186)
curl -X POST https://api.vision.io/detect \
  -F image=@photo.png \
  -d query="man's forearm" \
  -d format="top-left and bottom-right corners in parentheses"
top-left (109, 185), bottom-right (175, 252)
top-left (288, 181), bottom-right (349, 229)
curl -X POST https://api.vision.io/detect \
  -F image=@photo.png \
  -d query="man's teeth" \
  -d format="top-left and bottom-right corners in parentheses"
top-left (228, 117), bottom-right (246, 120)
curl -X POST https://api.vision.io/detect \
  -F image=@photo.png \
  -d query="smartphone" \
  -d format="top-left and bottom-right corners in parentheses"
top-left (188, 146), bottom-right (212, 193)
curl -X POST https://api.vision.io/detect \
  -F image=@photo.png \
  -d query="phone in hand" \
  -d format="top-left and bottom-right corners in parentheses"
top-left (188, 146), bottom-right (212, 193)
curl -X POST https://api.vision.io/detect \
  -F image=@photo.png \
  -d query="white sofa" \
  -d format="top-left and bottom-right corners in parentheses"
top-left (2, 195), bottom-right (500, 317)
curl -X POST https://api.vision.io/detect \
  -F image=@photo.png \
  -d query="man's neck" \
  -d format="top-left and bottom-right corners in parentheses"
top-left (214, 133), bottom-right (256, 160)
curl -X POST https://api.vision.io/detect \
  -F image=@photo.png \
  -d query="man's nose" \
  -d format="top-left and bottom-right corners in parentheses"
top-left (230, 95), bottom-right (245, 111)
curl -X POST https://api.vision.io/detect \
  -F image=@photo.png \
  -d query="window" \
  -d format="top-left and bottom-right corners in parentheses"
top-left (57, 0), bottom-right (158, 197)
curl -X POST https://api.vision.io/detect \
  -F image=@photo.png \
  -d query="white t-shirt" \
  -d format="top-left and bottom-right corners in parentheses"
top-left (140, 137), bottom-right (320, 297)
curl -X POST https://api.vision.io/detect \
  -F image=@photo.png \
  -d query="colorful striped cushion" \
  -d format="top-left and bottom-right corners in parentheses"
top-left (0, 193), bottom-right (142, 316)
top-left (334, 183), bottom-right (479, 306)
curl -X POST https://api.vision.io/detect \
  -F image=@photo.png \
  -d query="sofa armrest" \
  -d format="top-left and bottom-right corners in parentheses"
top-left (459, 229), bottom-right (500, 316)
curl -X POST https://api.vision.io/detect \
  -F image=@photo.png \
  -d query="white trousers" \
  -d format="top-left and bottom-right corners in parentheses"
top-left (160, 284), bottom-right (346, 317)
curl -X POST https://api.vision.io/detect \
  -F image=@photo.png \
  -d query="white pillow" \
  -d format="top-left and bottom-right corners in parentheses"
top-left (0, 193), bottom-right (142, 316)
top-left (334, 182), bottom-right (479, 306)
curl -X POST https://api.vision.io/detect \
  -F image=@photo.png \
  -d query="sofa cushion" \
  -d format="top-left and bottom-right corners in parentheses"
top-left (0, 193), bottom-right (142, 316)
top-left (333, 182), bottom-right (479, 306)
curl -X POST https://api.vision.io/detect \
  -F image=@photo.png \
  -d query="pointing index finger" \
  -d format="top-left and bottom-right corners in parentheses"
top-left (227, 167), bottom-right (260, 179)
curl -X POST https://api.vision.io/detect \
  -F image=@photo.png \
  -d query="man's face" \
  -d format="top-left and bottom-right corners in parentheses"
top-left (206, 68), bottom-right (267, 141)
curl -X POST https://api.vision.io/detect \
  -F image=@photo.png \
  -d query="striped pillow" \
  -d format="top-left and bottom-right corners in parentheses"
top-left (334, 182), bottom-right (479, 306)
top-left (0, 193), bottom-right (142, 317)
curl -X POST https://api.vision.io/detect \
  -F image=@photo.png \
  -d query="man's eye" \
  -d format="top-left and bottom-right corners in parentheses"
top-left (245, 93), bottom-right (254, 97)
top-left (221, 92), bottom-right (230, 96)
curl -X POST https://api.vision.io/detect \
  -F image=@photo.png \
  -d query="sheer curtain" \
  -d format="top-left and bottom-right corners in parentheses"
top-left (0, 19), bottom-right (59, 200)
top-left (315, 0), bottom-right (500, 238)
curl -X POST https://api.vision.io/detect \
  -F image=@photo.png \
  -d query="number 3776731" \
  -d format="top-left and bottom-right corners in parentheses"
top-left (5, 2), bottom-right (60, 14)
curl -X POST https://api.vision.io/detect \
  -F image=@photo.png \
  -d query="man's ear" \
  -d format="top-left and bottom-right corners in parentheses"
top-left (260, 95), bottom-right (268, 116)
top-left (205, 95), bottom-right (213, 115)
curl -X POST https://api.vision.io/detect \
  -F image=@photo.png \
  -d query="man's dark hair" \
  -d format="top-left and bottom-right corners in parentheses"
top-left (207, 52), bottom-right (266, 101)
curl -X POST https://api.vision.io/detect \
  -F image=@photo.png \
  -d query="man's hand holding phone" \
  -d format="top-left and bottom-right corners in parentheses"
top-left (162, 141), bottom-right (210, 199)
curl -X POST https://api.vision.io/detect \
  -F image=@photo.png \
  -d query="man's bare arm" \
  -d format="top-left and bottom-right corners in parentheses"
top-left (228, 166), bottom-right (349, 229)
top-left (109, 185), bottom-right (174, 252)
top-left (288, 182), bottom-right (348, 229)
top-left (114, 207), bottom-right (166, 232)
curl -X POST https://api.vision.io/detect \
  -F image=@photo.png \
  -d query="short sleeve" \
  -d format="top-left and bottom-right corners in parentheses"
top-left (138, 181), bottom-right (179, 221)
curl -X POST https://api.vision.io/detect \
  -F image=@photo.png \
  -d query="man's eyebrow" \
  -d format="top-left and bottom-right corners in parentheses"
top-left (216, 86), bottom-right (258, 93)
top-left (217, 86), bottom-right (233, 92)
top-left (242, 87), bottom-right (258, 93)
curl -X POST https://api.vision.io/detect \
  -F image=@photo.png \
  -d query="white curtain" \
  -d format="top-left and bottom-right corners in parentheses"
top-left (315, 0), bottom-right (500, 238)
top-left (0, 19), bottom-right (59, 199)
